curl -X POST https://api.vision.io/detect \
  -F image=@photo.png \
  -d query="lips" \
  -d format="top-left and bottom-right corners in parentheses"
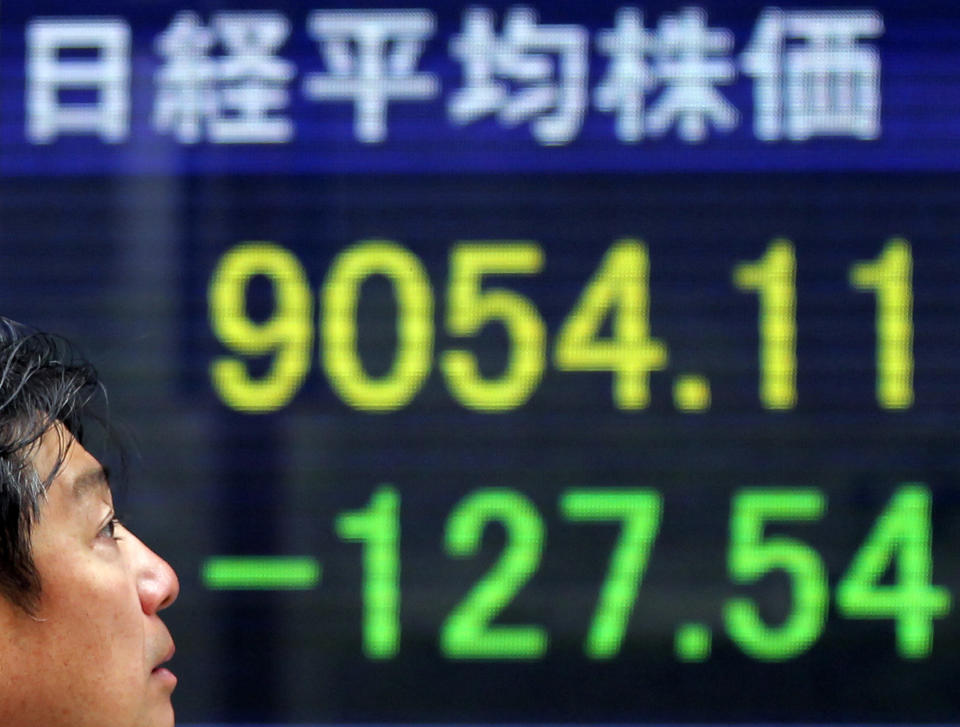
top-left (151, 641), bottom-right (178, 689)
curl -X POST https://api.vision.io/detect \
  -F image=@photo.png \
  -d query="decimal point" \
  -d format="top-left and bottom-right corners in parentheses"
top-left (673, 374), bottom-right (711, 412)
top-left (675, 622), bottom-right (712, 662)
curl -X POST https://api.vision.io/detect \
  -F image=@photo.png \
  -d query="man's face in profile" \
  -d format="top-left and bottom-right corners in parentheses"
top-left (0, 425), bottom-right (180, 727)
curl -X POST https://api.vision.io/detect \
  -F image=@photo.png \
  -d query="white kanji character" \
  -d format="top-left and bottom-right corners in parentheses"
top-left (448, 8), bottom-right (504, 128)
top-left (153, 11), bottom-right (217, 143)
top-left (741, 8), bottom-right (883, 141)
top-left (449, 6), bottom-right (589, 146)
top-left (646, 7), bottom-right (738, 142)
top-left (211, 13), bottom-right (295, 142)
top-left (302, 10), bottom-right (439, 144)
top-left (154, 11), bottom-right (294, 144)
top-left (26, 18), bottom-right (130, 143)
top-left (594, 7), bottom-right (656, 143)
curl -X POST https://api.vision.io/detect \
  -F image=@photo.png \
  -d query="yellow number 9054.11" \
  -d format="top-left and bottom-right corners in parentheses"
top-left (208, 238), bottom-right (913, 414)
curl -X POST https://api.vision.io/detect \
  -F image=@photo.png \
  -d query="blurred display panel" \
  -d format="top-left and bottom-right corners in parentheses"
top-left (1, 2), bottom-right (960, 725)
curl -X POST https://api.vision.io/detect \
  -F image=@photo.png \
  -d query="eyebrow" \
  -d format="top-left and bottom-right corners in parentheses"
top-left (71, 465), bottom-right (111, 500)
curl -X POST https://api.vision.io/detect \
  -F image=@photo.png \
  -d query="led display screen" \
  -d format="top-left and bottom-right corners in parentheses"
top-left (1, 2), bottom-right (959, 725)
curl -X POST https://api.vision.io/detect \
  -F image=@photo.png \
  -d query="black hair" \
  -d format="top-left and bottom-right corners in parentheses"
top-left (0, 318), bottom-right (103, 613)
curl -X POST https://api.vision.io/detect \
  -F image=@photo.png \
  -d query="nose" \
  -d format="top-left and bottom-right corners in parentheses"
top-left (127, 527), bottom-right (180, 614)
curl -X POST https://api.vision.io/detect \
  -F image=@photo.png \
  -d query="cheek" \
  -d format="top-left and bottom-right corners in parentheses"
top-left (30, 556), bottom-right (148, 725)
top-left (45, 559), bottom-right (145, 659)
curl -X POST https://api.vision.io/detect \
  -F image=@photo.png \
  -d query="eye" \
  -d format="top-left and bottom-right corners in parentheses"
top-left (98, 517), bottom-right (122, 541)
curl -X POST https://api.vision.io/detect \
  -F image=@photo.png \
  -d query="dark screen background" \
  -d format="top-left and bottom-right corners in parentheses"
top-left (2, 1), bottom-right (960, 724)
top-left (1, 173), bottom-right (959, 723)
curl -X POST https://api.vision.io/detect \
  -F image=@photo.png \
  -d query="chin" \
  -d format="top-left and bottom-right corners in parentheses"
top-left (141, 701), bottom-right (175, 727)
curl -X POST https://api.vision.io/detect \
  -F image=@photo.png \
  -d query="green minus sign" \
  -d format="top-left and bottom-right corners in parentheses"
top-left (201, 556), bottom-right (321, 590)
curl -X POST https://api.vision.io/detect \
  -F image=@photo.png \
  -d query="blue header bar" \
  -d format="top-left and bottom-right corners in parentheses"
top-left (2, 1), bottom-right (959, 174)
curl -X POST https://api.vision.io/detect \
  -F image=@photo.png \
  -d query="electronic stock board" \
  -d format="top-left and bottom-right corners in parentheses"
top-left (1, 1), bottom-right (960, 725)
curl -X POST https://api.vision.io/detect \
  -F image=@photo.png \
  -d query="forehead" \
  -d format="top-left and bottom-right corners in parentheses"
top-left (30, 424), bottom-right (110, 501)
top-left (68, 463), bottom-right (111, 501)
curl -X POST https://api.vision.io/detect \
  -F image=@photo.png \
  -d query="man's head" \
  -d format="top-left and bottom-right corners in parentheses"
top-left (0, 319), bottom-right (179, 727)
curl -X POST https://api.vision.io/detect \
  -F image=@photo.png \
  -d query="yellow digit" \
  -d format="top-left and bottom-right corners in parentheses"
top-left (850, 239), bottom-right (913, 409)
top-left (321, 240), bottom-right (433, 412)
top-left (554, 239), bottom-right (667, 409)
top-left (208, 242), bottom-right (312, 413)
top-left (441, 242), bottom-right (546, 411)
top-left (733, 240), bottom-right (797, 410)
